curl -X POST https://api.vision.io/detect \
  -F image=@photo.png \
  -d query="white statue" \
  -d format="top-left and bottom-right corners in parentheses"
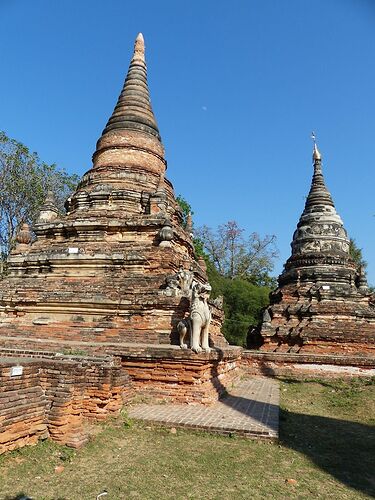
top-left (178, 282), bottom-right (212, 353)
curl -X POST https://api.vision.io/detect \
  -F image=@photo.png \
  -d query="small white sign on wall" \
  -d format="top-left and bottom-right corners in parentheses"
top-left (322, 285), bottom-right (330, 290)
top-left (10, 366), bottom-right (23, 377)
top-left (68, 247), bottom-right (79, 254)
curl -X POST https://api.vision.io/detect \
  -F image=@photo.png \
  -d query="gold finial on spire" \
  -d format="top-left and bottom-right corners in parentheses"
top-left (311, 131), bottom-right (322, 161)
top-left (132, 32), bottom-right (145, 63)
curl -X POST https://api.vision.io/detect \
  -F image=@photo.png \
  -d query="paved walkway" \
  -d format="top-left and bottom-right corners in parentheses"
top-left (128, 378), bottom-right (279, 440)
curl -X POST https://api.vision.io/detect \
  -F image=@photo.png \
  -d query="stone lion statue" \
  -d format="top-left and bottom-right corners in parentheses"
top-left (177, 282), bottom-right (212, 353)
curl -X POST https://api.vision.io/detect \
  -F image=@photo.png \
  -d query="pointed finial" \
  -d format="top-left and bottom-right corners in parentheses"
top-left (132, 32), bottom-right (145, 63)
top-left (186, 212), bottom-right (193, 234)
top-left (311, 131), bottom-right (322, 161)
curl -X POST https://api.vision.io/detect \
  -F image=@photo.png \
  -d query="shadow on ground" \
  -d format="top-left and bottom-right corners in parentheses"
top-left (215, 387), bottom-right (375, 497)
top-left (4, 495), bottom-right (65, 500)
top-left (211, 356), bottom-right (375, 497)
top-left (279, 409), bottom-right (375, 497)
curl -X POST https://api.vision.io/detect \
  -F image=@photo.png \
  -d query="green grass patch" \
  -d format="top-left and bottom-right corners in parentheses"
top-left (0, 377), bottom-right (374, 499)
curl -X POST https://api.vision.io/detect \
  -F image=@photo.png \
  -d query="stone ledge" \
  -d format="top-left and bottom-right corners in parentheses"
top-left (112, 344), bottom-right (242, 361)
top-left (0, 347), bottom-right (116, 367)
top-left (243, 350), bottom-right (375, 367)
top-left (0, 337), bottom-right (241, 360)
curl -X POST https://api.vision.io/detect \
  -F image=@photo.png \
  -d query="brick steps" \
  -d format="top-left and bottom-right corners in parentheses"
top-left (128, 378), bottom-right (279, 440)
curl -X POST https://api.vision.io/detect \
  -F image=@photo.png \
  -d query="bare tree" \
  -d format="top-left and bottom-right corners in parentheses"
top-left (196, 220), bottom-right (278, 285)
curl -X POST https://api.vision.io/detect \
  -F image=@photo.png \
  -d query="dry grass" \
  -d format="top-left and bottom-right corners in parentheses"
top-left (0, 377), bottom-right (374, 500)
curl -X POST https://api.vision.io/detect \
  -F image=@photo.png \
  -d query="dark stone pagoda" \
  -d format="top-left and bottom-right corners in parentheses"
top-left (258, 142), bottom-right (375, 355)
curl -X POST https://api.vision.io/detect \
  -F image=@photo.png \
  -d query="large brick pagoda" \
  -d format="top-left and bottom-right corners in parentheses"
top-left (0, 35), bottom-right (238, 405)
top-left (258, 142), bottom-right (375, 355)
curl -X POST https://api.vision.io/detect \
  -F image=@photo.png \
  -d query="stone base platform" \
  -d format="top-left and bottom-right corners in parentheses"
top-left (128, 377), bottom-right (279, 440)
top-left (0, 336), bottom-right (243, 405)
top-left (242, 350), bottom-right (375, 378)
top-left (119, 344), bottom-right (243, 404)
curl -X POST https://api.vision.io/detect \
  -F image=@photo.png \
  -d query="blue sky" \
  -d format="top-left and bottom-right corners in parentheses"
top-left (1, 0), bottom-right (374, 284)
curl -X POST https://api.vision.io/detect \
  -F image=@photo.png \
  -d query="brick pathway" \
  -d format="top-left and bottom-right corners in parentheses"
top-left (128, 378), bottom-right (279, 440)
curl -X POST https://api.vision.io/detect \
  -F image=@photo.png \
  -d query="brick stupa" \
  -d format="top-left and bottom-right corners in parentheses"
top-left (257, 142), bottom-right (375, 355)
top-left (0, 34), bottom-right (239, 403)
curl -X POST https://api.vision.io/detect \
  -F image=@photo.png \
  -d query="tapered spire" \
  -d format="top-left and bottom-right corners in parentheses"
top-left (101, 33), bottom-right (161, 141)
top-left (304, 139), bottom-right (334, 210)
top-left (288, 140), bottom-right (350, 259)
top-left (71, 34), bottom-right (167, 216)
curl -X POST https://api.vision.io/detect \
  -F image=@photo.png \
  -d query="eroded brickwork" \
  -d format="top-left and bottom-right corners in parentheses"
top-left (241, 351), bottom-right (375, 378)
top-left (121, 345), bottom-right (242, 404)
top-left (0, 350), bottom-right (132, 454)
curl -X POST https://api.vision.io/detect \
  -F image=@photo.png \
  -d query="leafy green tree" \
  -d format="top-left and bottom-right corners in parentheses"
top-left (204, 261), bottom-right (270, 346)
top-left (0, 131), bottom-right (79, 266)
top-left (176, 194), bottom-right (193, 229)
top-left (349, 238), bottom-right (367, 270)
top-left (221, 279), bottom-right (270, 347)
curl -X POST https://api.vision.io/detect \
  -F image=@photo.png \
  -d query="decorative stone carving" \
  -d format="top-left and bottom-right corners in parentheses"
top-left (163, 268), bottom-right (213, 352)
top-left (178, 282), bottom-right (212, 353)
top-left (357, 266), bottom-right (369, 294)
top-left (38, 191), bottom-right (59, 223)
top-left (211, 295), bottom-right (223, 309)
top-left (158, 219), bottom-right (174, 247)
top-left (12, 223), bottom-right (33, 255)
top-left (262, 308), bottom-right (271, 324)
top-left (150, 174), bottom-right (168, 214)
top-left (16, 223), bottom-right (32, 245)
top-left (164, 268), bottom-right (194, 297)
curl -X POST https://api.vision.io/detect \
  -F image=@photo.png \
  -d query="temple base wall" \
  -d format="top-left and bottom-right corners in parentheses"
top-left (0, 345), bottom-right (242, 454)
top-left (120, 345), bottom-right (242, 404)
top-left (0, 350), bottom-right (132, 454)
top-left (241, 350), bottom-right (375, 379)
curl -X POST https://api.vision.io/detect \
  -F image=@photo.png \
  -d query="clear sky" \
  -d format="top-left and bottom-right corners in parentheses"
top-left (1, 0), bottom-right (374, 284)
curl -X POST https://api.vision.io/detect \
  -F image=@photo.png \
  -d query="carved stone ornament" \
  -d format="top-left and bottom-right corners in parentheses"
top-left (38, 190), bottom-right (59, 223)
top-left (158, 220), bottom-right (174, 247)
top-left (163, 269), bottom-right (213, 353)
top-left (16, 223), bottom-right (32, 245)
top-left (211, 295), bottom-right (223, 309)
top-left (262, 308), bottom-right (272, 324)
top-left (177, 282), bottom-right (212, 353)
top-left (358, 266), bottom-right (369, 294)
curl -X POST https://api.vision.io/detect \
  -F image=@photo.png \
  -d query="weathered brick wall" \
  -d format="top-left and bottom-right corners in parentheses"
top-left (121, 345), bottom-right (243, 404)
top-left (259, 283), bottom-right (375, 355)
top-left (0, 361), bottom-right (47, 454)
top-left (0, 350), bottom-right (133, 454)
top-left (241, 350), bottom-right (375, 378)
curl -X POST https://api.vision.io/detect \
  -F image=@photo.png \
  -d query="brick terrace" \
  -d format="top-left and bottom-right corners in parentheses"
top-left (128, 377), bottom-right (279, 440)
